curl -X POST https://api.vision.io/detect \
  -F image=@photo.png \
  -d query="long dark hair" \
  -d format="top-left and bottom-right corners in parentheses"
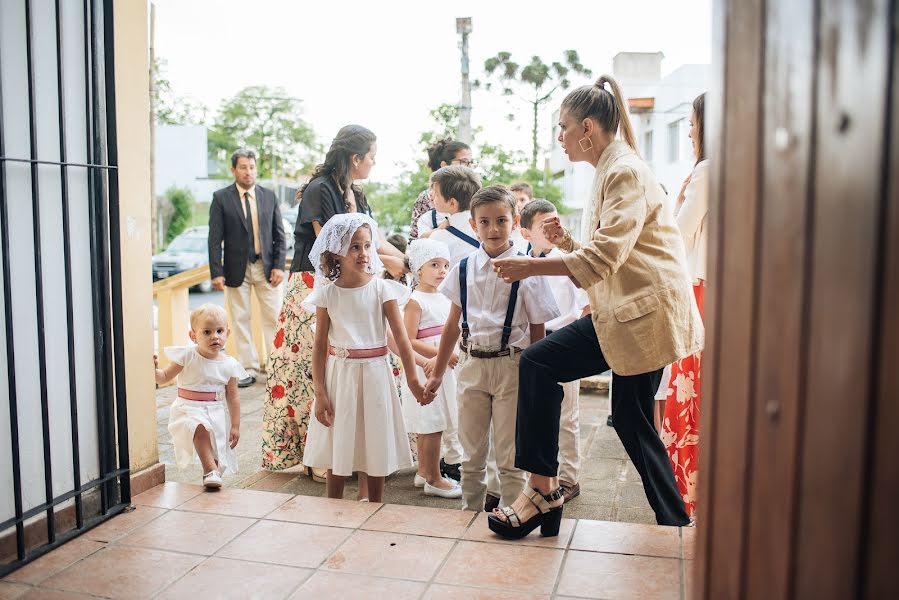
top-left (561, 74), bottom-right (638, 153)
top-left (299, 124), bottom-right (376, 213)
top-left (692, 93), bottom-right (706, 164)
top-left (426, 138), bottom-right (470, 172)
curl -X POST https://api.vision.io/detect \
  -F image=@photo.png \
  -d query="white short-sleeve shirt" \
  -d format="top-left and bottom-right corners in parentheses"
top-left (415, 208), bottom-right (450, 238)
top-left (439, 243), bottom-right (560, 349)
top-left (429, 210), bottom-right (479, 267)
top-left (535, 248), bottom-right (590, 332)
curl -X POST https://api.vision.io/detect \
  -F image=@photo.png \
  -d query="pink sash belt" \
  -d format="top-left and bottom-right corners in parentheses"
top-left (178, 388), bottom-right (217, 401)
top-left (329, 345), bottom-right (389, 359)
top-left (417, 325), bottom-right (444, 339)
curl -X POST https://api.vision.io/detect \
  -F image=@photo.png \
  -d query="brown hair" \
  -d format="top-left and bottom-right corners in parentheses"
top-left (299, 124), bottom-right (375, 213)
top-left (430, 166), bottom-right (481, 211)
top-left (427, 138), bottom-right (471, 172)
top-left (519, 199), bottom-right (556, 229)
top-left (561, 74), bottom-right (638, 152)
top-left (509, 181), bottom-right (533, 199)
top-left (470, 185), bottom-right (517, 218)
top-left (319, 224), bottom-right (372, 280)
top-left (692, 93), bottom-right (706, 164)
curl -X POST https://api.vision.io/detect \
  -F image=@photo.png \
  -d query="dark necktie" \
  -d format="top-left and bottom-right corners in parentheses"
top-left (243, 192), bottom-right (256, 262)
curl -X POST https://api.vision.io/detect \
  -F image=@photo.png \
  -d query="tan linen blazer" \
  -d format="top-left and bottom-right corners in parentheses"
top-left (558, 140), bottom-right (704, 376)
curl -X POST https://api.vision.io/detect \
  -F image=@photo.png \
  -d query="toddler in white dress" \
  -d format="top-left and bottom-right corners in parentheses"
top-left (302, 213), bottom-right (426, 502)
top-left (154, 303), bottom-right (247, 489)
top-left (402, 239), bottom-right (463, 499)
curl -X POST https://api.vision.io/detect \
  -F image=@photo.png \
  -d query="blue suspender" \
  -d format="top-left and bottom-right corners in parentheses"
top-left (447, 226), bottom-right (479, 248)
top-left (459, 253), bottom-right (522, 351)
top-left (430, 208), bottom-right (438, 229)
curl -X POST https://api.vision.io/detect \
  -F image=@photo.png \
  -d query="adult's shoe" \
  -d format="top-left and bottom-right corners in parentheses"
top-left (440, 458), bottom-right (461, 482)
top-left (238, 375), bottom-right (256, 388)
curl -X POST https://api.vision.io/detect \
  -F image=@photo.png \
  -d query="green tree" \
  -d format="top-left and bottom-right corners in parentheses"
top-left (152, 58), bottom-right (208, 125)
top-left (481, 50), bottom-right (592, 168)
top-left (164, 186), bottom-right (195, 244)
top-left (208, 86), bottom-right (318, 179)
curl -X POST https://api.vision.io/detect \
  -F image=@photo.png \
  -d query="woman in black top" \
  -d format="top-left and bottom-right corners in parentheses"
top-left (262, 125), bottom-right (404, 476)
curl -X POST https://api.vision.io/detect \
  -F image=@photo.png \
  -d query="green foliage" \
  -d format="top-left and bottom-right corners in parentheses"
top-left (165, 187), bottom-right (195, 244)
top-left (152, 58), bottom-right (208, 126)
top-left (481, 50), bottom-right (592, 168)
top-left (207, 86), bottom-right (319, 179)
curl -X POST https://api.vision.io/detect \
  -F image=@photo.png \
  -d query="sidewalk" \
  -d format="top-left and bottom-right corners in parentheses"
top-left (155, 380), bottom-right (656, 524)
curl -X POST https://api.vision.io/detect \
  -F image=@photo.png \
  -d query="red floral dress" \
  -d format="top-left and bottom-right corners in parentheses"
top-left (661, 282), bottom-right (704, 517)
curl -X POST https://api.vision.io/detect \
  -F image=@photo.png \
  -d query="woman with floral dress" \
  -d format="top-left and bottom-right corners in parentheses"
top-left (261, 125), bottom-right (406, 474)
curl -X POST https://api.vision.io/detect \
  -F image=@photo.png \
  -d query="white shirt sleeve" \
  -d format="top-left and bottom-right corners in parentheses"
top-left (676, 160), bottom-right (709, 256)
top-left (522, 276), bottom-right (561, 325)
top-left (438, 262), bottom-right (463, 307)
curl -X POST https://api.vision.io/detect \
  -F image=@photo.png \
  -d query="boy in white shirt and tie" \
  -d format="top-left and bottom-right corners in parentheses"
top-left (519, 200), bottom-right (590, 503)
top-left (425, 185), bottom-right (560, 511)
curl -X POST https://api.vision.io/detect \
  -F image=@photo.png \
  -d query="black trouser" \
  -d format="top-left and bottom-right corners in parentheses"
top-left (515, 315), bottom-right (689, 526)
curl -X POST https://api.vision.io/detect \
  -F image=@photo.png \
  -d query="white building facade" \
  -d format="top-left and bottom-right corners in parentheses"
top-left (549, 52), bottom-right (709, 242)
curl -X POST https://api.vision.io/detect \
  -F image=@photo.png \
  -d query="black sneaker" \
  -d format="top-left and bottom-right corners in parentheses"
top-left (440, 458), bottom-right (461, 482)
top-left (606, 414), bottom-right (614, 427)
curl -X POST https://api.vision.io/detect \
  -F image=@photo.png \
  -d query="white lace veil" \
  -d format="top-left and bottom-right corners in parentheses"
top-left (307, 212), bottom-right (383, 283)
top-left (407, 239), bottom-right (451, 284)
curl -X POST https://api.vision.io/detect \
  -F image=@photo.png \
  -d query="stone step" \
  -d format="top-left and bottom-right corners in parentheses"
top-left (581, 373), bottom-right (611, 392)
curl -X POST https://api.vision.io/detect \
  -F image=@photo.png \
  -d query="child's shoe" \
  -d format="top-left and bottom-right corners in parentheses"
top-left (424, 478), bottom-right (462, 499)
top-left (413, 473), bottom-right (426, 488)
top-left (203, 470), bottom-right (223, 489)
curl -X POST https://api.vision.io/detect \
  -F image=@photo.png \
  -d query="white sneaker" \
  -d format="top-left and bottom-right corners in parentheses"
top-left (424, 479), bottom-right (462, 499)
top-left (203, 470), bottom-right (223, 489)
top-left (413, 473), bottom-right (426, 488)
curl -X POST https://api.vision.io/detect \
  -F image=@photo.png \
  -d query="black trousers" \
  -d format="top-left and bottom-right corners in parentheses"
top-left (515, 315), bottom-right (690, 526)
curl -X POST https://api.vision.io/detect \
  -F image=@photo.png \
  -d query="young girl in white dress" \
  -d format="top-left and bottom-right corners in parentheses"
top-left (403, 239), bottom-right (462, 498)
top-left (154, 304), bottom-right (247, 489)
top-left (302, 213), bottom-right (426, 502)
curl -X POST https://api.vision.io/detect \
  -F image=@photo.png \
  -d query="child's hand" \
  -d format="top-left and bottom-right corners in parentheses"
top-left (424, 375), bottom-right (443, 402)
top-left (314, 393), bottom-right (334, 427)
top-left (408, 377), bottom-right (431, 406)
top-left (229, 425), bottom-right (240, 448)
top-left (448, 352), bottom-right (459, 369)
top-left (437, 219), bottom-right (450, 230)
top-left (153, 353), bottom-right (159, 369)
top-left (422, 357), bottom-right (437, 378)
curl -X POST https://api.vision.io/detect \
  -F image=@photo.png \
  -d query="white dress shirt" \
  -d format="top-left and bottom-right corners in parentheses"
top-left (416, 208), bottom-right (450, 237)
top-left (676, 159), bottom-right (710, 282)
top-left (439, 243), bottom-right (560, 349)
top-left (534, 248), bottom-right (590, 332)
top-left (430, 210), bottom-right (479, 267)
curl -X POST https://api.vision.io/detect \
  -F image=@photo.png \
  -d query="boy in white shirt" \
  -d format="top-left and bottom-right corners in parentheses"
top-left (425, 185), bottom-right (560, 511)
top-left (519, 200), bottom-right (590, 503)
top-left (428, 166), bottom-right (482, 265)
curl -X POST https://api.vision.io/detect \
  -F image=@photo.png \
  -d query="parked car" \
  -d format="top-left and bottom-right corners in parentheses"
top-left (152, 226), bottom-right (214, 293)
top-left (152, 220), bottom-right (294, 293)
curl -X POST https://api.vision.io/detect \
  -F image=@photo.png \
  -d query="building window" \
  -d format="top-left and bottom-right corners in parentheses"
top-left (643, 130), bottom-right (653, 162)
top-left (668, 119), bottom-right (682, 162)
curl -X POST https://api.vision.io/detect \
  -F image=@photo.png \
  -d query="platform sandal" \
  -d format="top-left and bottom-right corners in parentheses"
top-left (487, 486), bottom-right (564, 539)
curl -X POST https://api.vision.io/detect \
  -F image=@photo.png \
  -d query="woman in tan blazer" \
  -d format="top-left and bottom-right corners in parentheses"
top-left (489, 75), bottom-right (703, 539)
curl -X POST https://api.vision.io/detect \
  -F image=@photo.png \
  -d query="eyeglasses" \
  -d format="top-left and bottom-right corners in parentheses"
top-left (451, 158), bottom-right (478, 168)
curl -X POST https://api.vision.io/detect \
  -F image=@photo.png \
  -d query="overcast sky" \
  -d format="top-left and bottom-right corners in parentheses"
top-left (152, 0), bottom-right (712, 182)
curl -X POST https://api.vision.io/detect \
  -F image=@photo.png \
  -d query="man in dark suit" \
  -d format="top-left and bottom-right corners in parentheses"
top-left (209, 148), bottom-right (286, 387)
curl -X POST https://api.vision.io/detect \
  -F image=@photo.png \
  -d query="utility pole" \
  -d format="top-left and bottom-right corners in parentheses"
top-left (456, 17), bottom-right (473, 144)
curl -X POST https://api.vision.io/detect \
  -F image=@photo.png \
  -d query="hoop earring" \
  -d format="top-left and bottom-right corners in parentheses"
top-left (578, 137), bottom-right (594, 152)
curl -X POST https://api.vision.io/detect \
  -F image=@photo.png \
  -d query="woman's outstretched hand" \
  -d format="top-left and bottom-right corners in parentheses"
top-left (492, 256), bottom-right (533, 283)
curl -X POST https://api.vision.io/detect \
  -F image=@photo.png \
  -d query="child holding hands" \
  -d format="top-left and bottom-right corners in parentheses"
top-left (154, 304), bottom-right (247, 489)
top-left (301, 213), bottom-right (425, 502)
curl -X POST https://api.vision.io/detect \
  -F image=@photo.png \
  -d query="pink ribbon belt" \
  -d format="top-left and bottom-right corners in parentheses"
top-left (329, 345), bottom-right (389, 359)
top-left (417, 325), bottom-right (444, 339)
top-left (178, 388), bottom-right (217, 401)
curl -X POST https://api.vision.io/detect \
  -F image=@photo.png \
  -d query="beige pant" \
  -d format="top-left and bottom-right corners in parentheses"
top-left (223, 261), bottom-right (282, 372)
top-left (558, 380), bottom-right (581, 484)
top-left (455, 349), bottom-right (526, 511)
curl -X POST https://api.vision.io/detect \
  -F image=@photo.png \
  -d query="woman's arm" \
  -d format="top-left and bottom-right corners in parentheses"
top-left (675, 162), bottom-right (709, 255)
top-left (492, 255), bottom-right (572, 283)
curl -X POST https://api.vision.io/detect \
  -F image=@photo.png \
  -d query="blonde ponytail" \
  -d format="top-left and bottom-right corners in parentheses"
top-left (562, 73), bottom-right (638, 154)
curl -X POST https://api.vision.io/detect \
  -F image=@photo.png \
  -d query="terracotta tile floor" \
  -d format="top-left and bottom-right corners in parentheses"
top-left (1, 483), bottom-right (694, 599)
